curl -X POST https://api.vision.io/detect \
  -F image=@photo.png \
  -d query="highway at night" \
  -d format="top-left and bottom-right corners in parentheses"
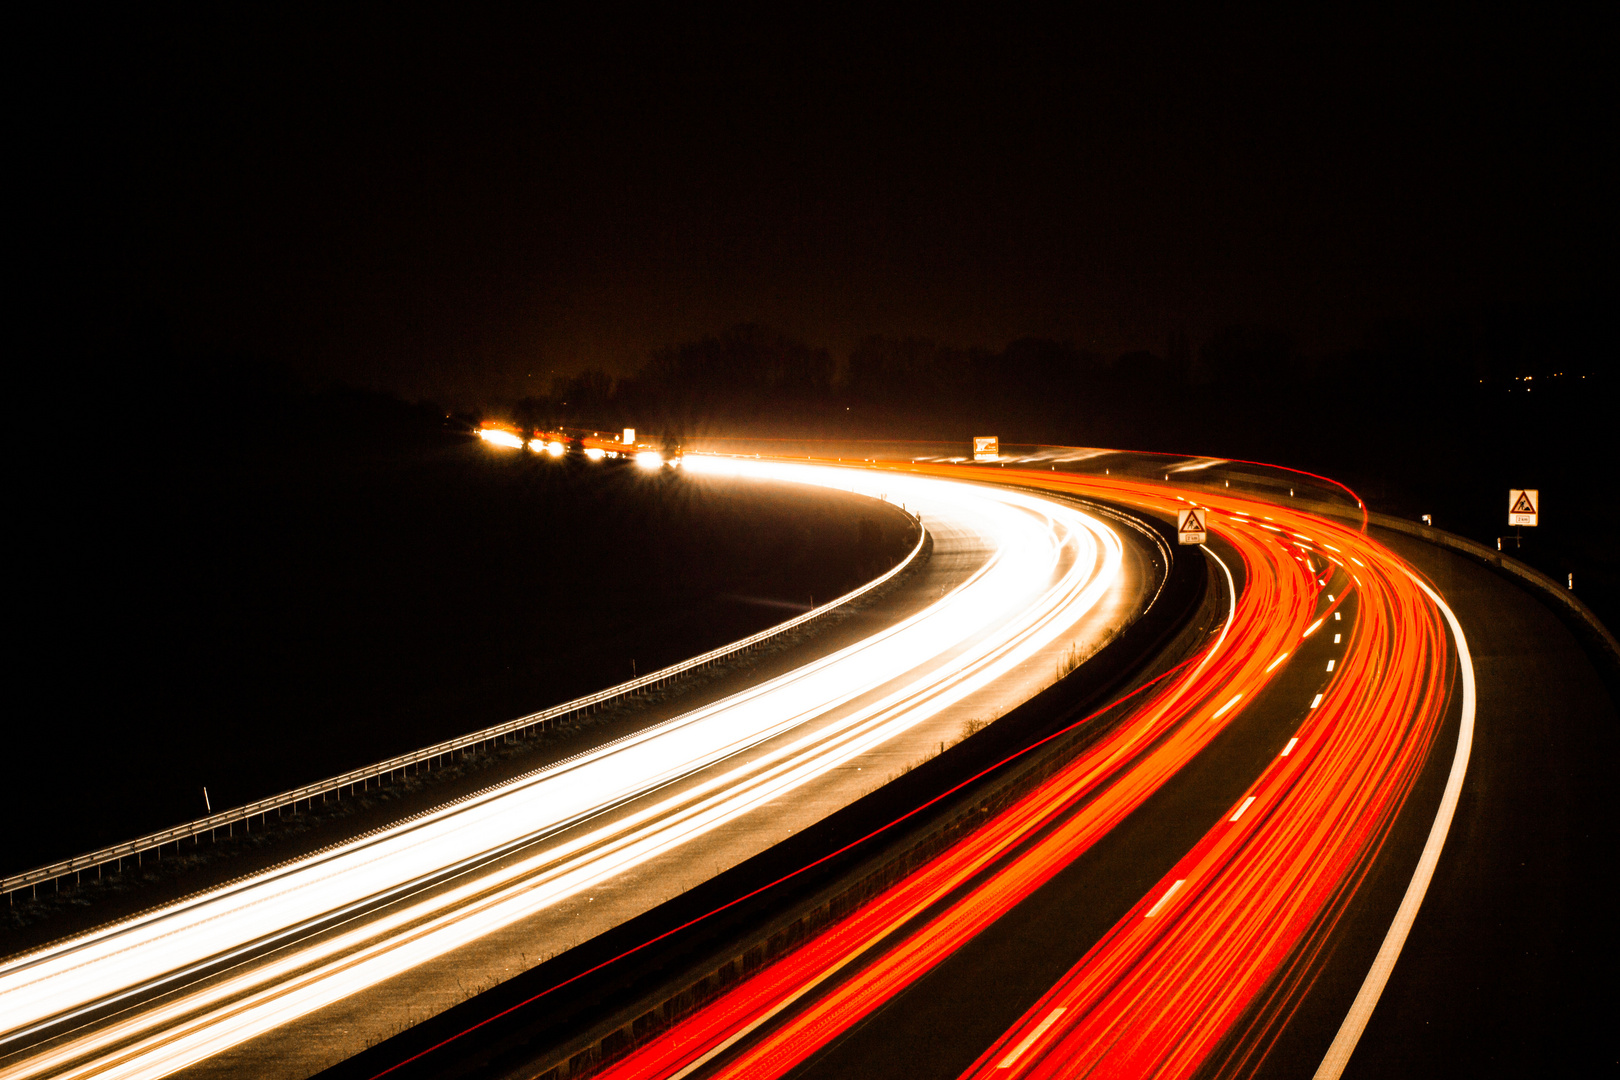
top-left (567, 461), bottom-right (1460, 1080)
top-left (30, 14), bottom-right (1608, 1077)
top-left (331, 450), bottom-right (1608, 1080)
top-left (554, 454), bottom-right (1608, 1080)
top-left (3, 451), bottom-right (1610, 1080)
top-left (0, 461), bottom-right (1150, 1080)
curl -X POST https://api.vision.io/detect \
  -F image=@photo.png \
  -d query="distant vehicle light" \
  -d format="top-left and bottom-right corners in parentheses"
top-left (527, 438), bottom-right (546, 453)
top-left (479, 429), bottom-right (524, 449)
top-left (584, 447), bottom-right (607, 461)
top-left (636, 451), bottom-right (665, 469)
top-left (545, 441), bottom-right (564, 457)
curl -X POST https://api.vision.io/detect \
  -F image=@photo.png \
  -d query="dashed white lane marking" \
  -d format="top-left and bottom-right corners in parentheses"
top-left (1282, 737), bottom-right (1299, 756)
top-left (1266, 652), bottom-right (1290, 673)
top-left (1304, 618), bottom-right (1324, 637)
top-left (1213, 694), bottom-right (1243, 719)
top-left (1230, 796), bottom-right (1257, 822)
top-left (1311, 693), bottom-right (1324, 708)
top-left (1145, 879), bottom-right (1186, 918)
top-left (997, 1007), bottom-right (1068, 1069)
top-left (1334, 633), bottom-right (1341, 643)
top-left (1326, 659), bottom-right (1336, 672)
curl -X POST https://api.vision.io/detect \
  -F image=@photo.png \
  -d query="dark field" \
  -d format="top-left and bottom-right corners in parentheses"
top-left (9, 430), bottom-right (912, 877)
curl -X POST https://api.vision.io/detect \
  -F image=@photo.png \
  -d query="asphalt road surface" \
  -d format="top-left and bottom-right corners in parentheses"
top-left (9, 456), bottom-right (1606, 1080)
top-left (653, 492), bottom-right (1612, 1080)
top-left (1334, 530), bottom-right (1613, 1077)
top-left (0, 461), bottom-right (1159, 1080)
top-left (561, 462), bottom-right (1611, 1080)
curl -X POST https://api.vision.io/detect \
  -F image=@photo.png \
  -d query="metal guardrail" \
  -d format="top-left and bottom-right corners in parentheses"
top-left (5, 505), bottom-right (927, 900)
top-left (1143, 468), bottom-right (1617, 661)
top-left (1341, 508), bottom-right (1617, 659)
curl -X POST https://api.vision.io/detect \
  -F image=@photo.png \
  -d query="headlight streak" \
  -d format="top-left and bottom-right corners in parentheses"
top-left (594, 485), bottom-right (1318, 1080)
top-left (0, 463), bottom-right (1128, 1080)
top-left (477, 429), bottom-right (524, 450)
top-left (6, 521), bottom-right (1016, 1040)
top-left (590, 463), bottom-right (1450, 1080)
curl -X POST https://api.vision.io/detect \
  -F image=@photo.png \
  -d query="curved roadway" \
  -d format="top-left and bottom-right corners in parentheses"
top-left (0, 461), bottom-right (1158, 1080)
top-left (578, 461), bottom-right (1581, 1080)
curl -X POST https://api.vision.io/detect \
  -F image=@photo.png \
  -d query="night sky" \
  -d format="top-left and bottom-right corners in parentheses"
top-left (41, 9), bottom-right (1606, 406)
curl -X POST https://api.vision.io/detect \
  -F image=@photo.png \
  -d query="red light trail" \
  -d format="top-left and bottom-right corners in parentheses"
top-left (591, 463), bottom-right (1457, 1080)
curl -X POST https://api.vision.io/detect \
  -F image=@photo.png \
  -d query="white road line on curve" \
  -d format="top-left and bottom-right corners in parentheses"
top-left (1313, 571), bottom-right (1476, 1079)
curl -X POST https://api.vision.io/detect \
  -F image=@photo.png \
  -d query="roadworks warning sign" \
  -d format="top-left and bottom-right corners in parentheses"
top-left (1508, 488), bottom-right (1539, 527)
top-left (1177, 507), bottom-right (1208, 545)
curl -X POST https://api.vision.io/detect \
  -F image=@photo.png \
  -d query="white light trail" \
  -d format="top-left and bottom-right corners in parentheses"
top-left (0, 459), bottom-right (1129, 1080)
top-left (478, 429), bottom-right (524, 449)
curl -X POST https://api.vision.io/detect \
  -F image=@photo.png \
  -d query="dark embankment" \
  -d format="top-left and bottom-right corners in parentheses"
top-left (9, 382), bottom-right (913, 879)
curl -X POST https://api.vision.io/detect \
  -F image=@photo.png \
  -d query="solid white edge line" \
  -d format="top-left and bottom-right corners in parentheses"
top-left (1190, 547), bottom-right (1238, 682)
top-left (997, 1007), bottom-right (1068, 1069)
top-left (1313, 571), bottom-right (1475, 1079)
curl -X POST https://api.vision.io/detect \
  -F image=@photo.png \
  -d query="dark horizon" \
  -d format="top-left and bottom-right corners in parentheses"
top-left (33, 9), bottom-right (1607, 407)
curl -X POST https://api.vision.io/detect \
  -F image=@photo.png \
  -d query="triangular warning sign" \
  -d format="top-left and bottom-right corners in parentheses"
top-left (1180, 508), bottom-right (1206, 532)
top-left (1510, 491), bottom-right (1535, 514)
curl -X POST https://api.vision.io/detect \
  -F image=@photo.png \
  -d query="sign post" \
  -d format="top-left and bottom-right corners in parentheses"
top-left (622, 428), bottom-right (636, 445)
top-left (1177, 507), bottom-right (1208, 545)
top-left (973, 436), bottom-right (999, 462)
top-left (1508, 489), bottom-right (1539, 527)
